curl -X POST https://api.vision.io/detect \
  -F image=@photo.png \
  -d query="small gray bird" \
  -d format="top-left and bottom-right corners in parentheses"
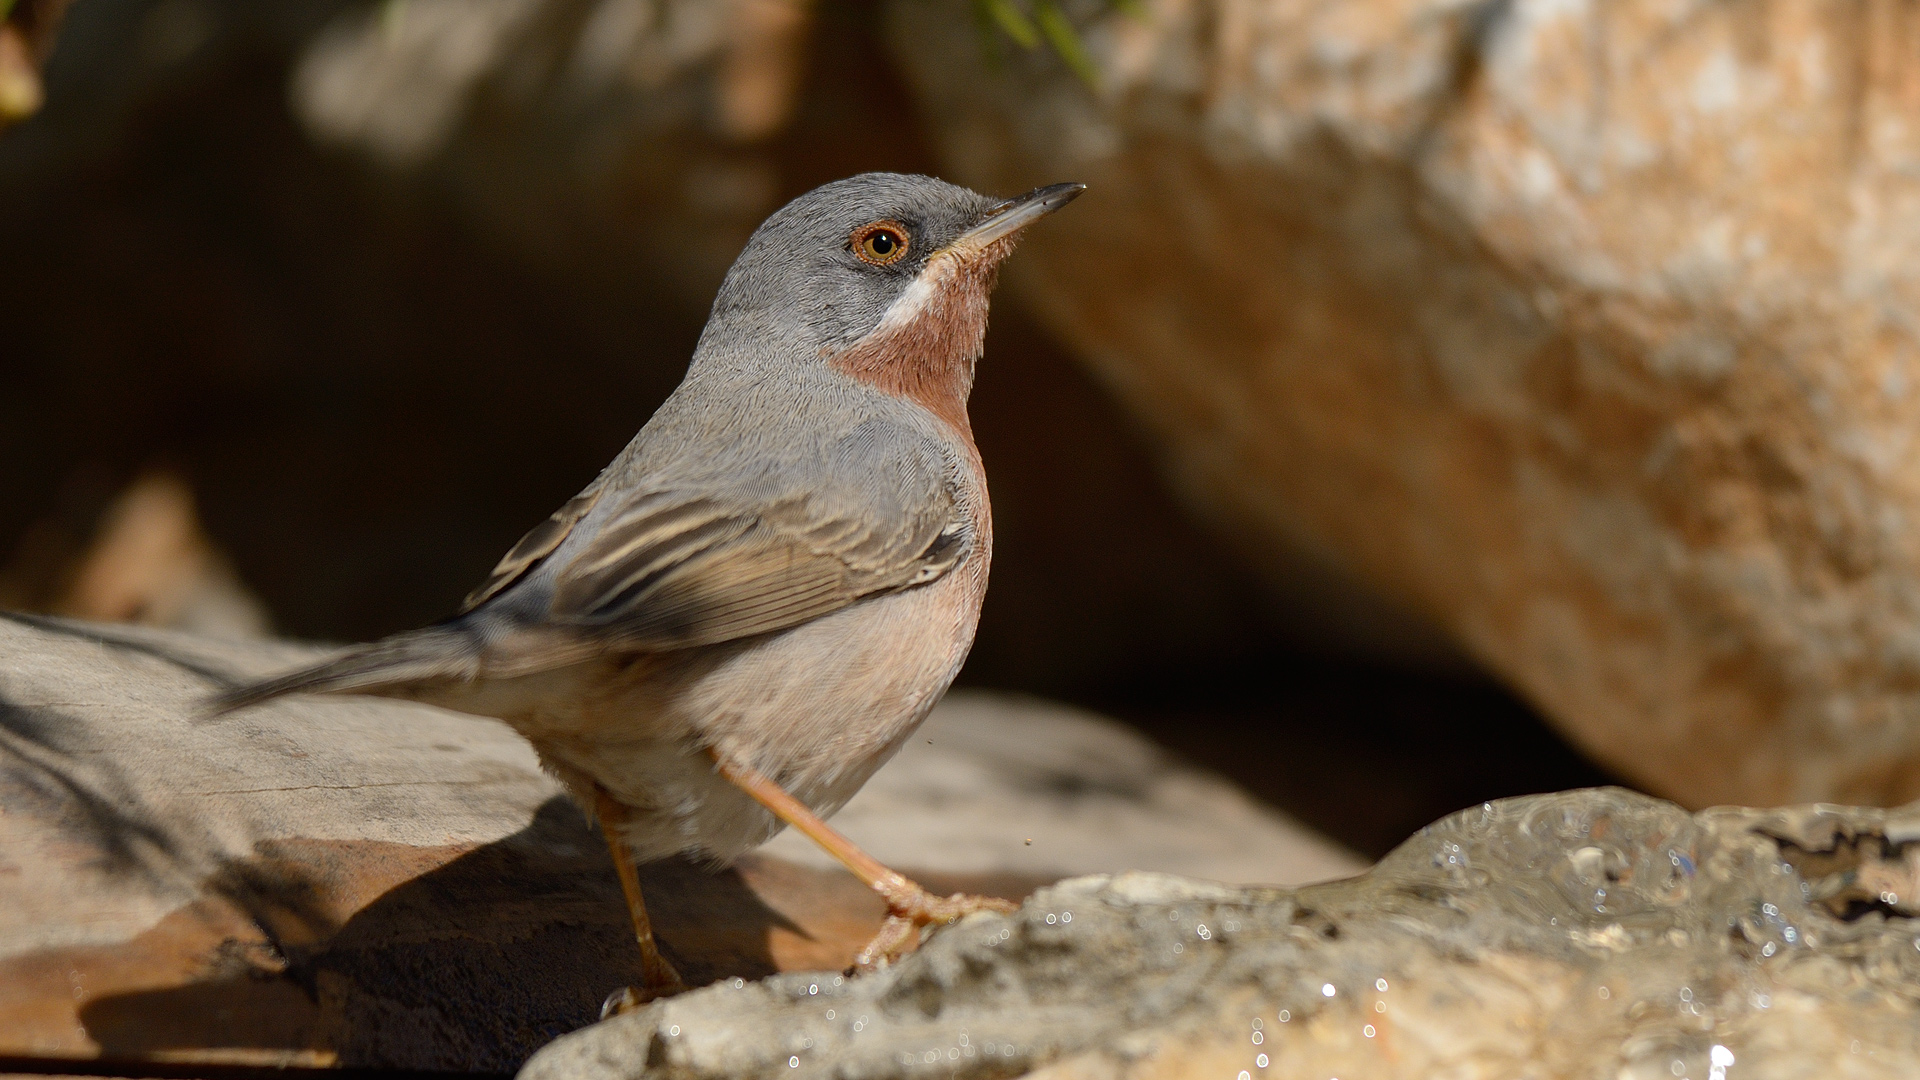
top-left (216, 172), bottom-right (1084, 1006)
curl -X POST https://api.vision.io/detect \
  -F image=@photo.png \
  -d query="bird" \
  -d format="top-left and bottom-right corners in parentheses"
top-left (213, 172), bottom-right (1085, 1009)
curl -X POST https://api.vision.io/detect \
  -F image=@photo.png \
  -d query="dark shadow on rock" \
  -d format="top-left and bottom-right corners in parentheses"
top-left (0, 693), bottom-right (196, 885)
top-left (80, 796), bottom-right (797, 1072)
top-left (0, 610), bottom-right (252, 689)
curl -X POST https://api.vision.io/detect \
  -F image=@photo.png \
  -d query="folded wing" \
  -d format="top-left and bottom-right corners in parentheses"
top-left (462, 421), bottom-right (967, 652)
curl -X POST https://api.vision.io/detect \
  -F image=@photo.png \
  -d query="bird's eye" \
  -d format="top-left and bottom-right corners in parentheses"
top-left (852, 221), bottom-right (910, 266)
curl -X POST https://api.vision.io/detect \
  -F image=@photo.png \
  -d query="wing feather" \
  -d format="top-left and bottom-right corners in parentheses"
top-left (549, 491), bottom-right (963, 650)
top-left (462, 420), bottom-right (970, 652)
top-left (460, 418), bottom-right (975, 653)
top-left (460, 476), bottom-right (611, 613)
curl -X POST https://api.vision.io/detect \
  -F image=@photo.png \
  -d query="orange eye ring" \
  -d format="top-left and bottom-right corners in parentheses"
top-left (851, 221), bottom-right (910, 266)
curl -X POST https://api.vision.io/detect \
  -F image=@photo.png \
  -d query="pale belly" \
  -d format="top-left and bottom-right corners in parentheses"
top-left (425, 562), bottom-right (986, 862)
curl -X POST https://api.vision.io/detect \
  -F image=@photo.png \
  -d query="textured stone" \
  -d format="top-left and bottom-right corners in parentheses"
top-left (0, 616), bottom-right (1350, 1071)
top-left (884, 0), bottom-right (1920, 808)
top-left (522, 787), bottom-right (1920, 1080)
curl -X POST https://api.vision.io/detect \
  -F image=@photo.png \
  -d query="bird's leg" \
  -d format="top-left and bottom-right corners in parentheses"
top-left (595, 789), bottom-right (688, 1015)
top-left (711, 753), bottom-right (1017, 971)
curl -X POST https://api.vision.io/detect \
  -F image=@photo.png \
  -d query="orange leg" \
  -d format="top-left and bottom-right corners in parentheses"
top-left (712, 754), bottom-right (1017, 970)
top-left (596, 790), bottom-right (688, 1014)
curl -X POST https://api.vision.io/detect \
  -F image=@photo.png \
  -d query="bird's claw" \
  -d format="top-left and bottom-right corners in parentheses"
top-left (851, 889), bottom-right (1018, 972)
top-left (599, 974), bottom-right (689, 1020)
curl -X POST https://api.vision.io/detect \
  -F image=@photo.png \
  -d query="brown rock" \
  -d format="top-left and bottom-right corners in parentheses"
top-left (0, 0), bottom-right (74, 126)
top-left (885, 0), bottom-right (1920, 807)
top-left (0, 471), bottom-right (273, 639)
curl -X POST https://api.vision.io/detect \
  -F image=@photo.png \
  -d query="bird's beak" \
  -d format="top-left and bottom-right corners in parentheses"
top-left (947, 182), bottom-right (1087, 257)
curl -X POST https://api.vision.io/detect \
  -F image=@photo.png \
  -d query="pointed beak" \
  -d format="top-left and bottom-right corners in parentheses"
top-left (948, 182), bottom-right (1087, 256)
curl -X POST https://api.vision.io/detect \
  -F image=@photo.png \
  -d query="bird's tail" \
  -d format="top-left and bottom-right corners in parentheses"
top-left (210, 624), bottom-right (486, 715)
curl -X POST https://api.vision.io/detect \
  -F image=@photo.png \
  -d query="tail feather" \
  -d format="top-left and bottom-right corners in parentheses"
top-left (210, 625), bottom-right (485, 715)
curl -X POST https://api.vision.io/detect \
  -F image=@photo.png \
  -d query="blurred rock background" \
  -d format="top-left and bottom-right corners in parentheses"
top-left (906, 0), bottom-right (1920, 810)
top-left (39, 0), bottom-right (1890, 861)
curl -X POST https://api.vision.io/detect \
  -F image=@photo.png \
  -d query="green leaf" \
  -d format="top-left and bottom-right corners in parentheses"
top-left (978, 0), bottom-right (1039, 49)
top-left (1033, 0), bottom-right (1100, 88)
top-left (969, 0), bottom-right (1008, 70)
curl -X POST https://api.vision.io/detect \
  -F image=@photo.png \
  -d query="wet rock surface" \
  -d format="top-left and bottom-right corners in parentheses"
top-left (886, 0), bottom-right (1920, 809)
top-left (525, 788), bottom-right (1920, 1080)
top-left (0, 615), bottom-right (1351, 1071)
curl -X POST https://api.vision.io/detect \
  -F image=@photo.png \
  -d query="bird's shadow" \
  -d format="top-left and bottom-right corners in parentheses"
top-left (76, 796), bottom-right (798, 1072)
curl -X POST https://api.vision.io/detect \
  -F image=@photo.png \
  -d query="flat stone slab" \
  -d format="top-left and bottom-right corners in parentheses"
top-left (0, 614), bottom-right (1356, 1072)
top-left (524, 788), bottom-right (1920, 1080)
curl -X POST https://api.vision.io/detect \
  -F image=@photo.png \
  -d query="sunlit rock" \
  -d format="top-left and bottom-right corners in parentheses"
top-left (885, 0), bottom-right (1920, 808)
top-left (525, 788), bottom-right (1920, 1080)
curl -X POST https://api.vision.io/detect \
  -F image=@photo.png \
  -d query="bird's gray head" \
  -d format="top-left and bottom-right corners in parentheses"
top-left (694, 172), bottom-right (1084, 432)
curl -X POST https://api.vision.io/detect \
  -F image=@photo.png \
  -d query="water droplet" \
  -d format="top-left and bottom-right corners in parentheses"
top-left (1278, 1010), bottom-right (1290, 1022)
top-left (1670, 1059), bottom-right (1685, 1076)
top-left (1375, 978), bottom-right (1388, 992)
top-left (1045, 913), bottom-right (1057, 925)
top-left (1322, 983), bottom-right (1337, 997)
top-left (1363, 1025), bottom-right (1376, 1038)
top-left (807, 983), bottom-right (818, 995)
top-left (789, 1056), bottom-right (799, 1068)
top-left (1374, 1001), bottom-right (1386, 1013)
top-left (1251, 1031), bottom-right (1263, 1045)
top-left (1711, 1046), bottom-right (1734, 1067)
top-left (1198, 923), bottom-right (1212, 940)
top-left (1761, 941), bottom-right (1775, 957)
top-left (1255, 1054), bottom-right (1268, 1068)
top-left (1251, 1018), bottom-right (1262, 1030)
top-left (1598, 986), bottom-right (1610, 1000)
top-left (825, 1009), bottom-right (835, 1020)
top-left (668, 1026), bottom-right (680, 1037)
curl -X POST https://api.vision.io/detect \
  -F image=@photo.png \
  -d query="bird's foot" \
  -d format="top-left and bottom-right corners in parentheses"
top-left (599, 974), bottom-right (689, 1020)
top-left (599, 954), bottom-right (689, 1018)
top-left (851, 885), bottom-right (1018, 972)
